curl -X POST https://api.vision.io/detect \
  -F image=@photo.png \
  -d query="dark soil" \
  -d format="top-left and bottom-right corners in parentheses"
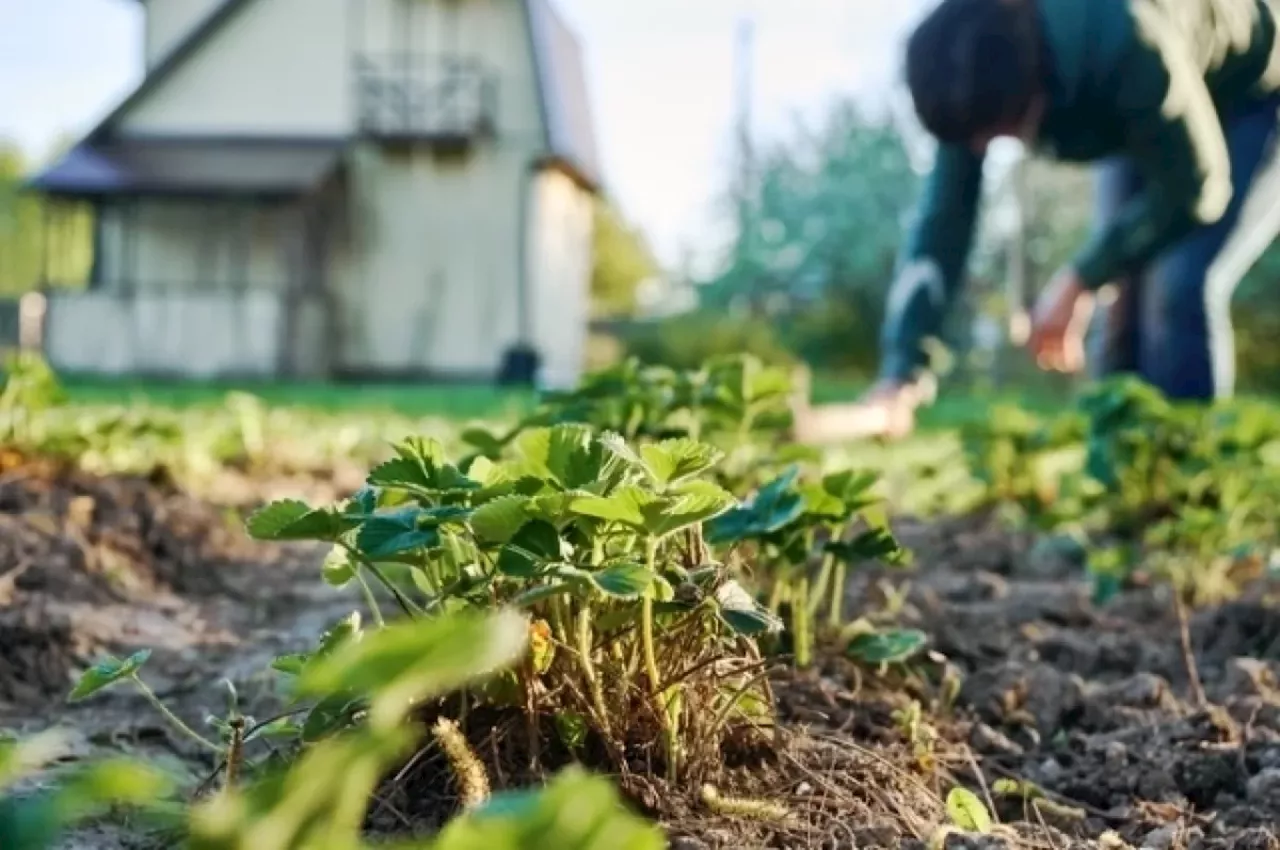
top-left (365, 512), bottom-right (1280, 850)
top-left (0, 452), bottom-right (353, 723)
top-left (3, 460), bottom-right (1279, 850)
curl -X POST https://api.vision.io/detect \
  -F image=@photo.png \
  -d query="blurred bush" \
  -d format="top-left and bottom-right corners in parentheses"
top-left (617, 310), bottom-right (797, 371)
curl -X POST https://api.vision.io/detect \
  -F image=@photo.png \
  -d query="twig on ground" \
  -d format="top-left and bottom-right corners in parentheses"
top-left (1174, 593), bottom-right (1207, 709)
top-left (963, 745), bottom-right (999, 824)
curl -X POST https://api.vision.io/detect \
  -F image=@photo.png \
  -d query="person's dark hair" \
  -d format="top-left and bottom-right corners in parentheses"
top-left (905, 0), bottom-right (1041, 144)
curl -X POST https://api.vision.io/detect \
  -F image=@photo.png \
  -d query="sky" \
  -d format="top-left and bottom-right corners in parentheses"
top-left (0, 0), bottom-right (923, 271)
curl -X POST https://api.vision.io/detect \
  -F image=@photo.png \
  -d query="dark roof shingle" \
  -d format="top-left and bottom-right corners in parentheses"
top-left (31, 138), bottom-right (344, 198)
top-left (524, 0), bottom-right (602, 189)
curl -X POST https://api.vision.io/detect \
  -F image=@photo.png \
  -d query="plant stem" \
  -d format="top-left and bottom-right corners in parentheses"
top-left (808, 553), bottom-right (834, 618)
top-left (827, 561), bottom-right (847, 628)
top-left (577, 606), bottom-right (611, 738)
top-left (1174, 592), bottom-right (1207, 709)
top-left (767, 577), bottom-right (787, 615)
top-left (641, 539), bottom-right (663, 695)
top-left (641, 537), bottom-right (678, 779)
top-left (711, 667), bottom-right (775, 734)
top-left (353, 568), bottom-right (386, 628)
top-left (130, 676), bottom-right (221, 754)
top-left (792, 574), bottom-right (812, 669)
top-left (550, 595), bottom-right (571, 646)
top-left (342, 544), bottom-right (422, 619)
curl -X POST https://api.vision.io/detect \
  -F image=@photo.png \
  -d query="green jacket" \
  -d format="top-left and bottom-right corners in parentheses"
top-left (886, 0), bottom-right (1280, 380)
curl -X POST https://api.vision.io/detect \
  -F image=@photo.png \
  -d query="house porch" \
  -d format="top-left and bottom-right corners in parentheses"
top-left (29, 137), bottom-right (346, 380)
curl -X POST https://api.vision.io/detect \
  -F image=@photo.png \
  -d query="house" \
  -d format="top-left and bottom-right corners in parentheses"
top-left (30, 0), bottom-right (601, 389)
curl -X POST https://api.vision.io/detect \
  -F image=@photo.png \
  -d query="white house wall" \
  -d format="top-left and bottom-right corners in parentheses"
top-left (334, 144), bottom-right (527, 375)
top-left (44, 291), bottom-right (285, 377)
top-left (123, 0), bottom-right (351, 136)
top-left (333, 0), bottom-right (552, 377)
top-left (144, 0), bottom-right (225, 68)
top-left (526, 168), bottom-right (592, 390)
top-left (95, 200), bottom-right (289, 293)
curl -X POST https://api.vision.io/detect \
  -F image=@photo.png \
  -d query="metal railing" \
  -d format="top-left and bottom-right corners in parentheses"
top-left (354, 54), bottom-right (498, 142)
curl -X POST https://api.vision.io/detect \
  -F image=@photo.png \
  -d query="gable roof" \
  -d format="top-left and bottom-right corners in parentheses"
top-left (66, 0), bottom-right (600, 189)
top-left (523, 0), bottom-right (601, 189)
top-left (89, 0), bottom-right (257, 144)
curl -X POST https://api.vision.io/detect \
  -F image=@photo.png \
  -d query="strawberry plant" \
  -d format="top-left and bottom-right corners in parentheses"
top-left (461, 355), bottom-right (803, 498)
top-left (523, 355), bottom-right (793, 447)
top-left (247, 426), bottom-right (780, 783)
top-left (40, 609), bottom-right (661, 850)
top-left (1079, 378), bottom-right (1280, 596)
top-left (706, 466), bottom-right (911, 669)
top-left (959, 404), bottom-right (1085, 530)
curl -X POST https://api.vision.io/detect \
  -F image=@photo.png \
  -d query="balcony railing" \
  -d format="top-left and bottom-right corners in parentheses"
top-left (355, 55), bottom-right (498, 146)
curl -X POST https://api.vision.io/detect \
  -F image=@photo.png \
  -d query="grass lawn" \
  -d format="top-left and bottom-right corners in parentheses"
top-left (61, 369), bottom-right (1088, 429)
top-left (811, 372), bottom-right (1079, 431)
top-left (61, 377), bottom-right (537, 420)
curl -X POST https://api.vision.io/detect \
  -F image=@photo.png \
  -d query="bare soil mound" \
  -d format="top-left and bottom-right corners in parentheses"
top-left (0, 452), bottom-right (311, 710)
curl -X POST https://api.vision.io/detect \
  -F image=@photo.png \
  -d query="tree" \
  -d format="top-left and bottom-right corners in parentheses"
top-left (695, 99), bottom-right (922, 373)
top-left (0, 137), bottom-right (93, 297)
top-left (0, 142), bottom-right (45, 296)
top-left (590, 197), bottom-right (659, 319)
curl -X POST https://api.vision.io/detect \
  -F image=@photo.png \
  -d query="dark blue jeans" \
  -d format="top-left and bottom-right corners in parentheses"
top-left (1089, 93), bottom-right (1280, 401)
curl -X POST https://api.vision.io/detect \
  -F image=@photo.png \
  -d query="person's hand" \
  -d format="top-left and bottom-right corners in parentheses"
top-left (1029, 267), bottom-right (1095, 374)
top-left (849, 378), bottom-right (922, 440)
top-left (790, 378), bottom-right (920, 444)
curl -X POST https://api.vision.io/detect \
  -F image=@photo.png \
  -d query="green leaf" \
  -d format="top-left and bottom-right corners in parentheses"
top-left (639, 438), bottom-right (723, 486)
top-left (431, 766), bottom-right (664, 849)
top-left (946, 787), bottom-right (992, 833)
top-left (321, 546), bottom-right (356, 588)
top-left (246, 500), bottom-right (345, 542)
top-left (497, 520), bottom-right (563, 577)
top-left (575, 480), bottom-right (732, 539)
top-left (297, 609), bottom-right (529, 729)
top-left (514, 425), bottom-right (606, 490)
top-left (846, 629), bottom-right (928, 665)
top-left (301, 693), bottom-right (363, 743)
top-left (714, 580), bottom-right (784, 636)
top-left (0, 789), bottom-right (61, 850)
top-left (511, 581), bottom-right (577, 608)
top-left (68, 650), bottom-right (151, 703)
top-left (706, 468), bottom-right (805, 544)
top-left (54, 759), bottom-right (174, 819)
top-left (271, 654), bottom-right (309, 676)
top-left (346, 486), bottom-right (379, 515)
top-left (470, 495), bottom-right (531, 544)
top-left (316, 612), bottom-right (363, 658)
top-left (590, 563), bottom-right (653, 599)
top-left (798, 484), bottom-right (847, 519)
top-left (460, 426), bottom-right (507, 458)
top-left (826, 527), bottom-right (911, 566)
top-left (356, 509), bottom-right (441, 559)
top-left (645, 480), bottom-right (737, 538)
top-left (822, 469), bottom-right (880, 508)
top-left (554, 712), bottom-right (589, 752)
top-left (568, 487), bottom-right (650, 532)
top-left (369, 437), bottom-right (479, 495)
top-left (468, 455), bottom-right (511, 490)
